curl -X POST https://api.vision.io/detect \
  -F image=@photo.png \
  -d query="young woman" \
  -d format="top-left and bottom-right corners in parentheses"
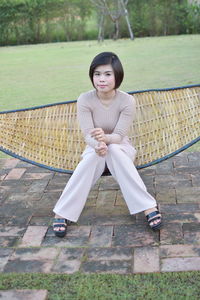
top-left (53, 52), bottom-right (162, 237)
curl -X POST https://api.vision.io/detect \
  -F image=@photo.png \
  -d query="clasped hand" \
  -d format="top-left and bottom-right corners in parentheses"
top-left (90, 128), bottom-right (108, 157)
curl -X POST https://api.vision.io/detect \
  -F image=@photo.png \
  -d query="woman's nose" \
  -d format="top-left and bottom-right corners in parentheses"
top-left (99, 75), bottom-right (105, 81)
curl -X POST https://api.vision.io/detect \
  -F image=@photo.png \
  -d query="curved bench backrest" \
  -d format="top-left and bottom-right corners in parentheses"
top-left (0, 85), bottom-right (199, 173)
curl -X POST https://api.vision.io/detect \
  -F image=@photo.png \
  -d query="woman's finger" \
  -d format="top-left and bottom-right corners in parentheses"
top-left (91, 128), bottom-right (102, 133)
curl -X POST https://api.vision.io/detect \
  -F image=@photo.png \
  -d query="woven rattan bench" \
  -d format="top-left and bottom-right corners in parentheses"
top-left (0, 84), bottom-right (199, 174)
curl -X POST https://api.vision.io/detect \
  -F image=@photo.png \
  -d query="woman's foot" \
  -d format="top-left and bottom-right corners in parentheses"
top-left (144, 207), bottom-right (162, 230)
top-left (53, 215), bottom-right (67, 237)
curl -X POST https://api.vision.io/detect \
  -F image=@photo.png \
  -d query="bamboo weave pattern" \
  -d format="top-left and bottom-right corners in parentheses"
top-left (0, 85), bottom-right (199, 173)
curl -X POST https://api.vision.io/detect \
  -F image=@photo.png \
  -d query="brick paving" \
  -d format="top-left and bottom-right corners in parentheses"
top-left (0, 152), bottom-right (200, 276)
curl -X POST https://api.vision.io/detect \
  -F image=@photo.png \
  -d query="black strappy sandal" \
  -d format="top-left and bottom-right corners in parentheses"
top-left (146, 210), bottom-right (162, 231)
top-left (53, 218), bottom-right (67, 237)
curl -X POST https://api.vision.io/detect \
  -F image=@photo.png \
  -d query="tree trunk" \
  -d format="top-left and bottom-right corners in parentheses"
top-left (98, 14), bottom-right (104, 42)
top-left (113, 19), bottom-right (119, 40)
top-left (124, 13), bottom-right (134, 40)
top-left (120, 0), bottom-right (134, 40)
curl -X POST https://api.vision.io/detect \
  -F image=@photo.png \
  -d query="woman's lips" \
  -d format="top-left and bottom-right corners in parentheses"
top-left (98, 85), bottom-right (107, 88)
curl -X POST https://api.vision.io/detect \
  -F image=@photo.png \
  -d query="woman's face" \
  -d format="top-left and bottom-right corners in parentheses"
top-left (93, 64), bottom-right (115, 94)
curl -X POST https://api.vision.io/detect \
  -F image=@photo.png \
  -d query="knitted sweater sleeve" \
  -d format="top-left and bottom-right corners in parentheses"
top-left (77, 94), bottom-right (99, 148)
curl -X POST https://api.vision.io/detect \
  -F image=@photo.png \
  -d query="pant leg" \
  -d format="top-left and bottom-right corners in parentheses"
top-left (105, 143), bottom-right (157, 214)
top-left (53, 147), bottom-right (106, 222)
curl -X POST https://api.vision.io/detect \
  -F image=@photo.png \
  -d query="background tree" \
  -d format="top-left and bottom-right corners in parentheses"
top-left (0, 0), bottom-right (199, 45)
top-left (90, 0), bottom-right (134, 41)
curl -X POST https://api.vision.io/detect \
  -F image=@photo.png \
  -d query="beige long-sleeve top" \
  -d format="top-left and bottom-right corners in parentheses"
top-left (77, 89), bottom-right (136, 148)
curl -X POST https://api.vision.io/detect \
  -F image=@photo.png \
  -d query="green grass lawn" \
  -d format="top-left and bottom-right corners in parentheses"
top-left (1, 272), bottom-right (200, 299)
top-left (0, 35), bottom-right (200, 111)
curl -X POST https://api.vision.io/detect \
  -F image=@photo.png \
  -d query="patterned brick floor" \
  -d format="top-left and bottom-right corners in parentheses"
top-left (0, 152), bottom-right (200, 274)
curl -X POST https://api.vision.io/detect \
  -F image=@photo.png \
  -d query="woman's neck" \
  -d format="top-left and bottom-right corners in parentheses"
top-left (96, 89), bottom-right (116, 101)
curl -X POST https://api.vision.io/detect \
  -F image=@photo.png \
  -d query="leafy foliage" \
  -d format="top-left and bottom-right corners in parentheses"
top-left (0, 0), bottom-right (199, 45)
top-left (128, 0), bottom-right (200, 37)
top-left (0, 0), bottom-right (93, 45)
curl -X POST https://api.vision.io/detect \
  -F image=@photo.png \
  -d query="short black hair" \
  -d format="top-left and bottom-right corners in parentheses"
top-left (89, 52), bottom-right (124, 89)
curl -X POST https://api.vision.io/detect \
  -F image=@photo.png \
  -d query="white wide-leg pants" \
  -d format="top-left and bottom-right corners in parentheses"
top-left (53, 140), bottom-right (157, 222)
